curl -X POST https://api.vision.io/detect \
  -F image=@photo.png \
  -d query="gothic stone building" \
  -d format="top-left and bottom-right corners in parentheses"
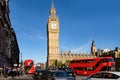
top-left (0, 0), bottom-right (20, 68)
top-left (47, 1), bottom-right (120, 67)
top-left (96, 47), bottom-right (120, 59)
top-left (47, 1), bottom-right (97, 67)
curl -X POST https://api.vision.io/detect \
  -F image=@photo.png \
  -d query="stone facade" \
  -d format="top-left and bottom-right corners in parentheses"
top-left (47, 1), bottom-right (120, 67)
top-left (58, 52), bottom-right (96, 64)
top-left (0, 0), bottom-right (20, 68)
top-left (96, 47), bottom-right (120, 59)
top-left (58, 46), bottom-right (120, 65)
top-left (47, 1), bottom-right (59, 67)
top-left (47, 1), bottom-right (96, 67)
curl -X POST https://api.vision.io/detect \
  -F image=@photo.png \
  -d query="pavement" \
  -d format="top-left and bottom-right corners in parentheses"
top-left (0, 75), bottom-right (33, 80)
top-left (0, 76), bottom-right (12, 80)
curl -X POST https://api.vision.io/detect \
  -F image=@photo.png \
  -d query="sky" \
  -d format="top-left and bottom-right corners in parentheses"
top-left (9, 0), bottom-right (120, 64)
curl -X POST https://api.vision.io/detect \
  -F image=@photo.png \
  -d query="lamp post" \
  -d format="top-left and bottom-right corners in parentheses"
top-left (20, 53), bottom-right (23, 76)
top-left (21, 53), bottom-right (22, 67)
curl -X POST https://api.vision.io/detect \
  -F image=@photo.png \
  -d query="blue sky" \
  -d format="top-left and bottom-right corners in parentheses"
top-left (9, 0), bottom-right (120, 64)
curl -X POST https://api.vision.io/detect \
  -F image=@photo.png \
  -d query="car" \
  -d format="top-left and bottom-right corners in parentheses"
top-left (59, 67), bottom-right (76, 77)
top-left (33, 69), bottom-right (76, 80)
top-left (50, 70), bottom-right (76, 80)
top-left (33, 69), bottom-right (54, 80)
top-left (82, 71), bottom-right (120, 80)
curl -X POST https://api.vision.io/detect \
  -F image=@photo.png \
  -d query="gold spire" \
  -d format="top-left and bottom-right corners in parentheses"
top-left (50, 0), bottom-right (56, 15)
top-left (51, 0), bottom-right (54, 8)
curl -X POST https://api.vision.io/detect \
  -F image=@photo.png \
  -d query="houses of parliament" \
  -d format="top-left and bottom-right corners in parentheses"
top-left (46, 1), bottom-right (120, 67)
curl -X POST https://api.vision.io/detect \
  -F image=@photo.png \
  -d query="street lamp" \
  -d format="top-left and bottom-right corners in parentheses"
top-left (21, 53), bottom-right (23, 67)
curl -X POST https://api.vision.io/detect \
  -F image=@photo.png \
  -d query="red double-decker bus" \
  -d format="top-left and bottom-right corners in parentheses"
top-left (69, 57), bottom-right (115, 76)
top-left (24, 59), bottom-right (34, 74)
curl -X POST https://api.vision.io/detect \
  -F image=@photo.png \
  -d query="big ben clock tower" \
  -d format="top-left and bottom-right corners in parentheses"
top-left (47, 0), bottom-right (59, 67)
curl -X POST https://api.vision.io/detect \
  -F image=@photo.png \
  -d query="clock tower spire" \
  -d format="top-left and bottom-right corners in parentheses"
top-left (47, 0), bottom-right (59, 67)
top-left (50, 0), bottom-right (56, 16)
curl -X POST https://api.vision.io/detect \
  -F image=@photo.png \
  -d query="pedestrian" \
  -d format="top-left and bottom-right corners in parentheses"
top-left (33, 71), bottom-right (39, 80)
top-left (0, 68), bottom-right (3, 77)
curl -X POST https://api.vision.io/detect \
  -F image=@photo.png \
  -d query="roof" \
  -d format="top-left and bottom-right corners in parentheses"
top-left (96, 71), bottom-right (120, 76)
top-left (72, 56), bottom-right (113, 61)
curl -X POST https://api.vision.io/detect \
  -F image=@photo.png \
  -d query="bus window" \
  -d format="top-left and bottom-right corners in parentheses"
top-left (69, 57), bottom-right (115, 76)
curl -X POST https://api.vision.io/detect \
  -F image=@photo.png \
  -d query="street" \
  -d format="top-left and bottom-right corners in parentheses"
top-left (0, 75), bottom-right (87, 80)
top-left (76, 75), bottom-right (87, 80)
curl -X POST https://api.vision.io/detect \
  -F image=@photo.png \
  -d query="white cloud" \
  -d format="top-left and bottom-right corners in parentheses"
top-left (72, 40), bottom-right (92, 53)
top-left (36, 35), bottom-right (46, 40)
top-left (59, 40), bottom-right (91, 53)
top-left (17, 31), bottom-right (46, 40)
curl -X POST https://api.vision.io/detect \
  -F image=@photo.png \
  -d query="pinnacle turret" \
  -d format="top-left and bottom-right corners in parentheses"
top-left (50, 0), bottom-right (56, 15)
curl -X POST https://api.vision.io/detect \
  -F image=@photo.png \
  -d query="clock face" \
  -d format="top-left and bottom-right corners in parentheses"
top-left (51, 22), bottom-right (57, 29)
